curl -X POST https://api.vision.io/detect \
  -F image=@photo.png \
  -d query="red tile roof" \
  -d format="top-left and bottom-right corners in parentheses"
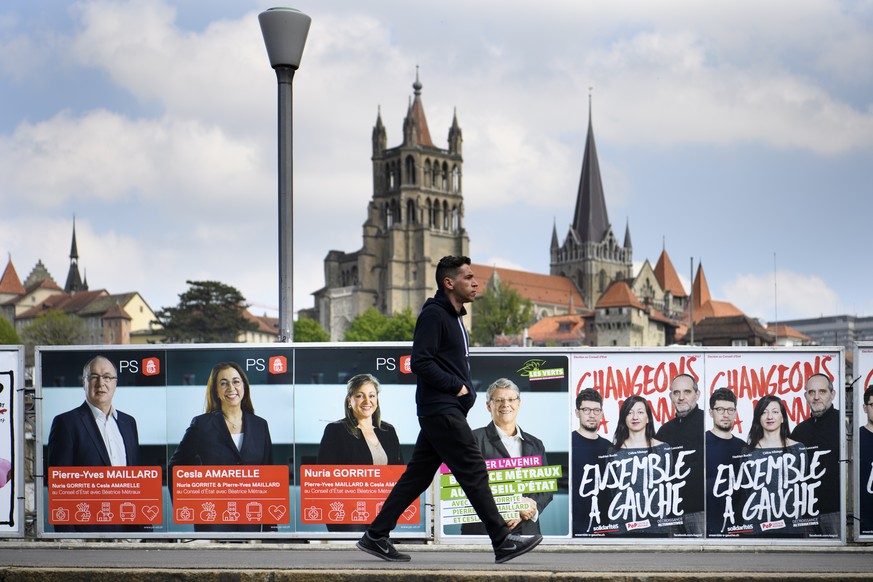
top-left (595, 280), bottom-right (645, 310)
top-left (767, 324), bottom-right (812, 341)
top-left (527, 313), bottom-right (587, 345)
top-left (472, 264), bottom-right (586, 311)
top-left (0, 260), bottom-right (25, 295)
top-left (654, 249), bottom-right (687, 298)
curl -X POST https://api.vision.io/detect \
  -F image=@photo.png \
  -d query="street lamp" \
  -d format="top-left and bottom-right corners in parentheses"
top-left (259, 7), bottom-right (311, 342)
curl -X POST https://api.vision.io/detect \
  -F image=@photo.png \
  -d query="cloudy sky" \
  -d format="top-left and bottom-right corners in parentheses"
top-left (2, 0), bottom-right (872, 326)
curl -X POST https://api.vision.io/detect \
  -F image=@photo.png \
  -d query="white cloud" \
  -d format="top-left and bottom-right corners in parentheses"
top-left (722, 270), bottom-right (842, 322)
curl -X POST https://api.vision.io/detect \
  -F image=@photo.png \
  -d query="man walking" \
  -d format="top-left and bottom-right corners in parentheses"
top-left (357, 256), bottom-right (542, 563)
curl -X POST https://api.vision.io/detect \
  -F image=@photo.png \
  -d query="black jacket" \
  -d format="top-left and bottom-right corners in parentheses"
top-left (655, 406), bottom-right (705, 513)
top-left (460, 422), bottom-right (553, 535)
top-left (317, 420), bottom-right (403, 465)
top-left (168, 411), bottom-right (275, 532)
top-left (411, 290), bottom-right (475, 417)
top-left (790, 405), bottom-right (840, 514)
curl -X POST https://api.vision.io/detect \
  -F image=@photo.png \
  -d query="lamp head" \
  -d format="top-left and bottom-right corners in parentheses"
top-left (259, 7), bottom-right (311, 69)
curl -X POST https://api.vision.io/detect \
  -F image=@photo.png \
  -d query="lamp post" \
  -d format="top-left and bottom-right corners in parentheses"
top-left (259, 7), bottom-right (311, 342)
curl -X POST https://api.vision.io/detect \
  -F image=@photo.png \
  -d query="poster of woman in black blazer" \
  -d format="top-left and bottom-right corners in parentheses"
top-left (317, 373), bottom-right (403, 531)
top-left (169, 361), bottom-right (275, 532)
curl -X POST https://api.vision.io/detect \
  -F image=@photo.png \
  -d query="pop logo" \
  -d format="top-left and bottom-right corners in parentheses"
top-left (143, 357), bottom-right (160, 376)
top-left (269, 356), bottom-right (288, 375)
top-left (399, 355), bottom-right (412, 374)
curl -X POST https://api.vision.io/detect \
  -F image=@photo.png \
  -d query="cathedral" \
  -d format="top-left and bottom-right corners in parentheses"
top-left (311, 72), bottom-right (468, 341)
top-left (310, 74), bottom-right (754, 347)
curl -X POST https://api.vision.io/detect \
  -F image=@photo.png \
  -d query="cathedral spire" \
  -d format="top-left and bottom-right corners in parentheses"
top-left (571, 91), bottom-right (609, 243)
top-left (64, 217), bottom-right (86, 293)
top-left (402, 67), bottom-right (435, 147)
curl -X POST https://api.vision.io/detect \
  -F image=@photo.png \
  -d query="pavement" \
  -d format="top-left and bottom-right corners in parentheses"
top-left (1, 540), bottom-right (873, 581)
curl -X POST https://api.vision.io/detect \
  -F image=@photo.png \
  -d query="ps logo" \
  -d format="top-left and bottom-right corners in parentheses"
top-left (142, 357), bottom-right (160, 376)
top-left (269, 356), bottom-right (287, 374)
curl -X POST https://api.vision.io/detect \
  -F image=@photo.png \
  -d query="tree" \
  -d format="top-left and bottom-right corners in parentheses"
top-left (154, 280), bottom-right (258, 343)
top-left (471, 278), bottom-right (534, 346)
top-left (0, 316), bottom-right (21, 344)
top-left (20, 311), bottom-right (84, 346)
top-left (343, 307), bottom-right (416, 342)
top-left (294, 317), bottom-right (330, 342)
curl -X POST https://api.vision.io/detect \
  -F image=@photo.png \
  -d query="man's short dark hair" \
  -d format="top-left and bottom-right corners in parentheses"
top-left (576, 388), bottom-right (603, 409)
top-left (865, 385), bottom-right (873, 406)
top-left (435, 255), bottom-right (471, 291)
top-left (710, 387), bottom-right (737, 407)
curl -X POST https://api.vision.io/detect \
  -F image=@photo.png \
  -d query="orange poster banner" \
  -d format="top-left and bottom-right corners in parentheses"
top-left (300, 465), bottom-right (419, 525)
top-left (171, 465), bottom-right (289, 525)
top-left (47, 466), bottom-right (163, 525)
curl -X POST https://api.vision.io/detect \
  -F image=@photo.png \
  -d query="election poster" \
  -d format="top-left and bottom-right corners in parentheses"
top-left (0, 346), bottom-right (23, 537)
top-left (854, 343), bottom-right (873, 541)
top-left (34, 344), bottom-right (846, 543)
top-left (570, 350), bottom-right (704, 538)
top-left (293, 345), bottom-right (426, 536)
top-left (438, 353), bottom-right (569, 541)
top-left (703, 349), bottom-right (843, 540)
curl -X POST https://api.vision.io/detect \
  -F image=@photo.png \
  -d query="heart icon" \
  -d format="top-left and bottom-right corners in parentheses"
top-left (269, 505), bottom-right (287, 520)
top-left (401, 505), bottom-right (417, 521)
top-left (142, 505), bottom-right (160, 521)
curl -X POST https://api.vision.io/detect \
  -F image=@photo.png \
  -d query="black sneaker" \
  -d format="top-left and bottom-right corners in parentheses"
top-left (356, 532), bottom-right (411, 562)
top-left (494, 532), bottom-right (542, 564)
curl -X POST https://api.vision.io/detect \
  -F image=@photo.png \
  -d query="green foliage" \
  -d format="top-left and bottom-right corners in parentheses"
top-left (294, 317), bottom-right (330, 342)
top-left (343, 307), bottom-right (415, 342)
top-left (0, 316), bottom-right (21, 344)
top-left (20, 310), bottom-right (84, 346)
top-left (154, 280), bottom-right (258, 343)
top-left (471, 278), bottom-right (534, 346)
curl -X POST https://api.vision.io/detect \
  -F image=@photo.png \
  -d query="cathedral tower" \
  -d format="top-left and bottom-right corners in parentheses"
top-left (313, 72), bottom-right (469, 340)
top-left (550, 96), bottom-right (632, 308)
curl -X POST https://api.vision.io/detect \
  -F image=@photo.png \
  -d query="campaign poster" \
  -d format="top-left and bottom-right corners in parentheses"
top-left (703, 349), bottom-right (843, 540)
top-left (854, 343), bottom-right (873, 540)
top-left (163, 347), bottom-right (293, 535)
top-left (0, 346), bottom-right (23, 537)
top-left (293, 345), bottom-right (428, 537)
top-left (569, 350), bottom-right (704, 539)
top-left (38, 348), bottom-right (168, 535)
top-left (438, 353), bottom-right (569, 541)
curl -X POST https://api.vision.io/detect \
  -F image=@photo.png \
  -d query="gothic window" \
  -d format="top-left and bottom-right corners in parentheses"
top-left (452, 165), bottom-right (460, 193)
top-left (385, 163), bottom-right (393, 190)
top-left (441, 162), bottom-right (449, 191)
top-left (443, 200), bottom-right (449, 229)
top-left (405, 156), bottom-right (416, 185)
top-left (431, 161), bottom-right (439, 187)
top-left (451, 205), bottom-right (460, 231)
top-left (598, 270), bottom-right (607, 293)
top-left (386, 203), bottom-right (393, 227)
top-left (424, 160), bottom-right (432, 187)
top-left (407, 199), bottom-right (416, 225)
top-left (426, 198), bottom-right (434, 226)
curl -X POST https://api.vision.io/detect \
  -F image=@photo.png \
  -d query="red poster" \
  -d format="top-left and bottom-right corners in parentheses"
top-left (299, 465), bottom-right (419, 525)
top-left (47, 466), bottom-right (162, 525)
top-left (171, 465), bottom-right (289, 525)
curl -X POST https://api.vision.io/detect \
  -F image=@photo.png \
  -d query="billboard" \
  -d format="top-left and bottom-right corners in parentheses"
top-left (36, 344), bottom-right (845, 543)
top-left (0, 346), bottom-right (23, 537)
top-left (853, 342), bottom-right (873, 541)
top-left (35, 345), bottom-right (428, 538)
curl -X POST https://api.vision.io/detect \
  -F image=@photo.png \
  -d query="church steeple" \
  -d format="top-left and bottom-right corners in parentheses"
top-left (550, 92), bottom-right (632, 309)
top-left (402, 67), bottom-right (435, 147)
top-left (372, 105), bottom-right (387, 155)
top-left (448, 107), bottom-right (462, 154)
top-left (572, 92), bottom-right (610, 243)
top-left (64, 218), bottom-right (87, 293)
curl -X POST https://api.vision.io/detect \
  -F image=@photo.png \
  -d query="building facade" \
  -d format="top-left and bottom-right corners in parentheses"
top-left (312, 73), bottom-right (469, 341)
